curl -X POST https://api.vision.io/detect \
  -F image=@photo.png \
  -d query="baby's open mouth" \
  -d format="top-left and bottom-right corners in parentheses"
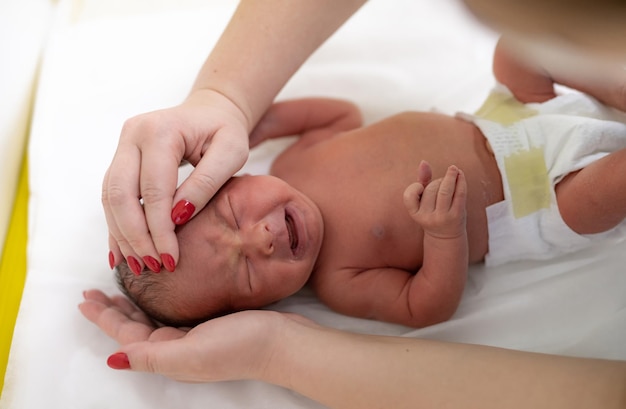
top-left (285, 211), bottom-right (299, 254)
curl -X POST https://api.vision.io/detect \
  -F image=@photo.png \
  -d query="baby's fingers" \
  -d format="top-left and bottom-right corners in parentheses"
top-left (451, 168), bottom-right (467, 212)
top-left (416, 160), bottom-right (432, 186)
top-left (436, 166), bottom-right (460, 210)
top-left (403, 182), bottom-right (425, 219)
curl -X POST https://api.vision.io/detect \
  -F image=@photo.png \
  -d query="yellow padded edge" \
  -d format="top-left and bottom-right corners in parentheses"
top-left (0, 154), bottom-right (28, 396)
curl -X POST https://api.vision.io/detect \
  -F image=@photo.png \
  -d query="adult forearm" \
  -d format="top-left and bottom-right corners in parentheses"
top-left (494, 36), bottom-right (626, 110)
top-left (190, 0), bottom-right (366, 131)
top-left (264, 321), bottom-right (626, 409)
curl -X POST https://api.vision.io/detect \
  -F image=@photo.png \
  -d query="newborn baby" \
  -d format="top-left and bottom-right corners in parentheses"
top-left (116, 83), bottom-right (626, 328)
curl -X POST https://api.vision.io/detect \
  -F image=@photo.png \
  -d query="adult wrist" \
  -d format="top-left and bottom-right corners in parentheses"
top-left (185, 87), bottom-right (254, 131)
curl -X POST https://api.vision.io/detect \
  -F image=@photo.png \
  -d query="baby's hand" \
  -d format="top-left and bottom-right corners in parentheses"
top-left (403, 162), bottom-right (467, 239)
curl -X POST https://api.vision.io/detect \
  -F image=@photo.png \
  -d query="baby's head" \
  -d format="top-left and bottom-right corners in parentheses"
top-left (116, 175), bottom-right (324, 327)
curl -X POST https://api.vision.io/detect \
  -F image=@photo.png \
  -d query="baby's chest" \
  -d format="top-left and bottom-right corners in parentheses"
top-left (318, 208), bottom-right (424, 272)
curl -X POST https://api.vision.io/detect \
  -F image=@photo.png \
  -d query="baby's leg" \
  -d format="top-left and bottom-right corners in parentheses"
top-left (556, 148), bottom-right (626, 234)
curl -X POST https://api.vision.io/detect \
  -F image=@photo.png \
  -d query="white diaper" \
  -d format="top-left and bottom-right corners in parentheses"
top-left (459, 85), bottom-right (626, 267)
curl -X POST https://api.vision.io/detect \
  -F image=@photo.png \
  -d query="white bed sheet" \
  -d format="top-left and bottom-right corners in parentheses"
top-left (3, 0), bottom-right (626, 408)
top-left (0, 0), bottom-right (53, 252)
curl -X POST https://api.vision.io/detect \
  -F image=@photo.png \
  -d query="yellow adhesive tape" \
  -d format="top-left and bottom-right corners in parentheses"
top-left (504, 146), bottom-right (551, 218)
top-left (475, 91), bottom-right (537, 125)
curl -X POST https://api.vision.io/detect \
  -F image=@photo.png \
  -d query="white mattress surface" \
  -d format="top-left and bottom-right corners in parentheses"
top-left (0, 0), bottom-right (53, 252)
top-left (3, 0), bottom-right (626, 408)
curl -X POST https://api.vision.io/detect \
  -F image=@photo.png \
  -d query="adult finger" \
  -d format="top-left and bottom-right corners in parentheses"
top-left (107, 233), bottom-right (123, 270)
top-left (108, 338), bottom-right (214, 382)
top-left (171, 130), bottom-right (248, 226)
top-left (103, 145), bottom-right (156, 273)
top-left (81, 290), bottom-right (155, 332)
top-left (102, 170), bottom-right (125, 269)
top-left (79, 298), bottom-right (156, 345)
top-left (82, 290), bottom-right (154, 328)
top-left (138, 135), bottom-right (185, 271)
top-left (109, 294), bottom-right (157, 326)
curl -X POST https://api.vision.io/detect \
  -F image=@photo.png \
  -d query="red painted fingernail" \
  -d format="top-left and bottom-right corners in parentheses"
top-left (161, 253), bottom-right (176, 272)
top-left (108, 251), bottom-right (115, 269)
top-left (143, 256), bottom-right (161, 273)
top-left (127, 256), bottom-right (142, 276)
top-left (171, 200), bottom-right (195, 225)
top-left (107, 352), bottom-right (130, 370)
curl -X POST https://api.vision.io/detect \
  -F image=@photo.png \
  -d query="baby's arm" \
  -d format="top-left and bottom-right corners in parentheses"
top-left (314, 163), bottom-right (468, 328)
top-left (402, 163), bottom-right (468, 324)
top-left (494, 36), bottom-right (626, 111)
top-left (249, 98), bottom-right (363, 148)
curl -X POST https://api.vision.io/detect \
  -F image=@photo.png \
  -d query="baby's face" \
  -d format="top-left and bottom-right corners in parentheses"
top-left (174, 175), bottom-right (324, 313)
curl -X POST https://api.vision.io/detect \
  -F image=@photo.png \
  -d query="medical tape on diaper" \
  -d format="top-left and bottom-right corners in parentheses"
top-left (475, 91), bottom-right (537, 125)
top-left (504, 146), bottom-right (551, 218)
top-left (474, 89), bottom-right (548, 218)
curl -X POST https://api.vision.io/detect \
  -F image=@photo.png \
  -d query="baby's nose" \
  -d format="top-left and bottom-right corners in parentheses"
top-left (244, 223), bottom-right (274, 256)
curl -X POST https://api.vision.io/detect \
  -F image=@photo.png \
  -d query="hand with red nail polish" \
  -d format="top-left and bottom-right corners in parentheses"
top-left (107, 352), bottom-right (130, 370)
top-left (171, 200), bottom-right (196, 225)
top-left (108, 251), bottom-right (116, 270)
top-left (79, 289), bottom-right (295, 382)
top-left (160, 253), bottom-right (176, 272)
top-left (80, 289), bottom-right (626, 408)
top-left (142, 256), bottom-right (162, 273)
top-left (101, 88), bottom-right (250, 278)
top-left (127, 256), bottom-right (143, 276)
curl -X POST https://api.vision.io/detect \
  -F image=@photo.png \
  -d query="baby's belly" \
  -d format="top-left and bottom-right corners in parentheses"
top-left (459, 125), bottom-right (504, 262)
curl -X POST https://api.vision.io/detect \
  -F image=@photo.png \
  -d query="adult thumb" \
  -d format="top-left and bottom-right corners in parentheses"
top-left (106, 341), bottom-right (187, 379)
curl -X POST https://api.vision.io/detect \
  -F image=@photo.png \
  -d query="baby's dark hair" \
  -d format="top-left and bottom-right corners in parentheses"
top-left (115, 262), bottom-right (235, 327)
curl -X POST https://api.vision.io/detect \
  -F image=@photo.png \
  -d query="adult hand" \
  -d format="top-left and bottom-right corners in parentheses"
top-left (79, 292), bottom-right (626, 409)
top-left (79, 290), bottom-right (309, 382)
top-left (102, 89), bottom-right (250, 274)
